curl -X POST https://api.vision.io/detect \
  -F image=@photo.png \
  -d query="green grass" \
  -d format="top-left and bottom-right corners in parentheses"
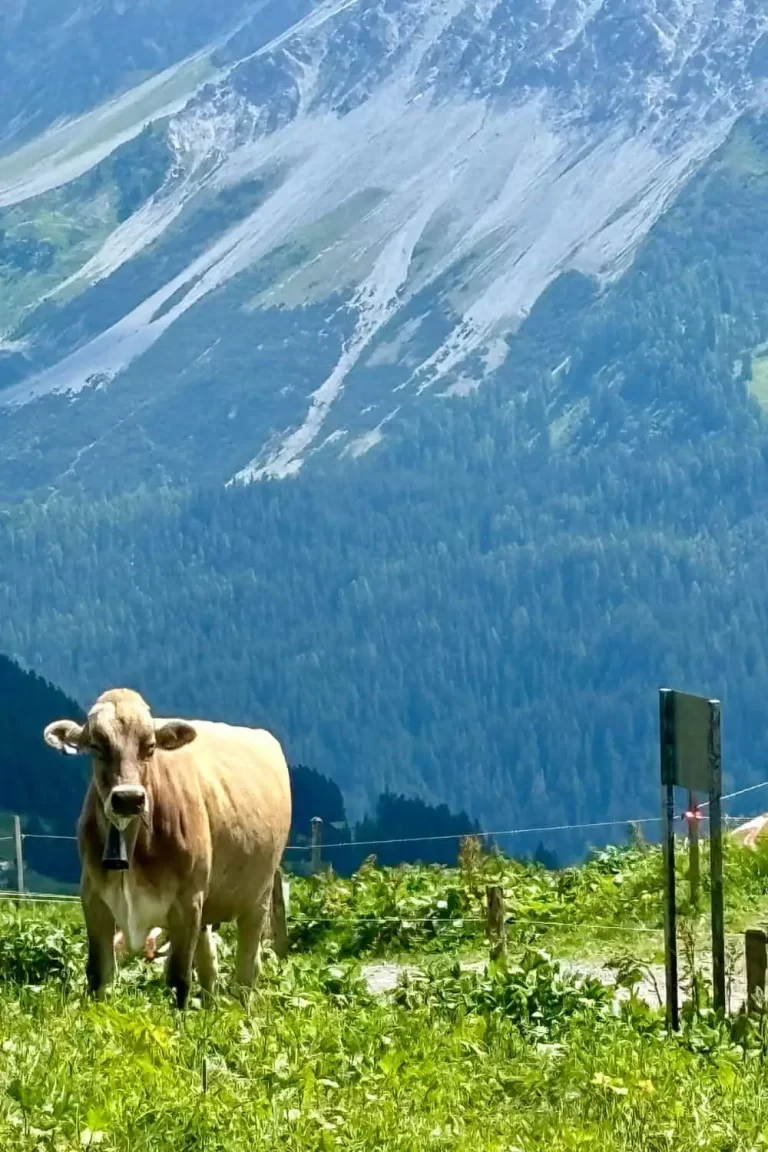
top-left (245, 187), bottom-right (387, 310)
top-left (0, 190), bottom-right (116, 331)
top-left (1, 837), bottom-right (768, 1149)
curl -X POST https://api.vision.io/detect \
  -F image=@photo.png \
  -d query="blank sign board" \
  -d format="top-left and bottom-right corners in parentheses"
top-left (660, 689), bottom-right (712, 793)
top-left (659, 686), bottom-right (724, 1029)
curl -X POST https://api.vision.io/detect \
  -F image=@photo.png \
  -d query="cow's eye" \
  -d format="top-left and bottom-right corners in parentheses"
top-left (90, 741), bottom-right (109, 759)
top-left (142, 743), bottom-right (156, 759)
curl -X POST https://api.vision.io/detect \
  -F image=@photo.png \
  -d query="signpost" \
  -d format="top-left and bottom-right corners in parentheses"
top-left (685, 790), bottom-right (702, 909)
top-left (659, 689), bottom-right (725, 1030)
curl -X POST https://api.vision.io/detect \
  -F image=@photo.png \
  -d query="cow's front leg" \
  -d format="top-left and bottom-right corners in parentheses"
top-left (82, 882), bottom-right (116, 999)
top-left (166, 897), bottom-right (203, 1010)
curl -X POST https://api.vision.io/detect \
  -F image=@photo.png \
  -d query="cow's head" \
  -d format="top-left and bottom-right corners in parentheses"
top-left (44, 688), bottom-right (196, 827)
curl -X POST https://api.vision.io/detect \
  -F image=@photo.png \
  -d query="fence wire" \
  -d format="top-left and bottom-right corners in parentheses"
top-left (0, 894), bottom-right (751, 950)
top-left (0, 891), bottom-right (667, 933)
top-left (2, 777), bottom-right (767, 907)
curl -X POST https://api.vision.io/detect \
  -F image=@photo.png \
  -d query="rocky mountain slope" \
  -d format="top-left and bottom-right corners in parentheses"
top-left (0, 0), bottom-right (766, 495)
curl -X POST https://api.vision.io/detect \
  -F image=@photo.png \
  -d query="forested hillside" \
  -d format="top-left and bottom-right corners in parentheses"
top-left (2, 115), bottom-right (768, 850)
top-left (0, 655), bottom-right (85, 823)
top-left (0, 656), bottom-right (85, 882)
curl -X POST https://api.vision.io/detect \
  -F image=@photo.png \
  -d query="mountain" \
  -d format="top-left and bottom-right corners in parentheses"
top-left (0, 0), bottom-right (766, 494)
top-left (0, 0), bottom-right (258, 153)
top-left (1, 2), bottom-right (768, 852)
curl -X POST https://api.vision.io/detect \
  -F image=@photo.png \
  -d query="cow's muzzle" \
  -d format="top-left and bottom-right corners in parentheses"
top-left (105, 785), bottom-right (147, 823)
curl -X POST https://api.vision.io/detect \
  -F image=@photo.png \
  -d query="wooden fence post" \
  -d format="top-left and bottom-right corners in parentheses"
top-left (311, 817), bottom-right (323, 875)
top-left (13, 816), bottom-right (24, 899)
top-left (486, 884), bottom-right (506, 960)
top-left (745, 928), bottom-right (767, 1014)
top-left (270, 866), bottom-right (289, 958)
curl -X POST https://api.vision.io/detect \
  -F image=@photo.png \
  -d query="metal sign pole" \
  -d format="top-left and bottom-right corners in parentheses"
top-left (659, 689), bottom-right (679, 1031)
top-left (708, 699), bottom-right (725, 1014)
top-left (686, 789), bottom-right (700, 910)
top-left (659, 687), bottom-right (725, 1024)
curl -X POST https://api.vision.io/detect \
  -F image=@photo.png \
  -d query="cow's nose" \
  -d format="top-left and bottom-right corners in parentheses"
top-left (108, 786), bottom-right (146, 818)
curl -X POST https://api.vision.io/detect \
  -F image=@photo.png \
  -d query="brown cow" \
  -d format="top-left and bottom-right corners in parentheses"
top-left (44, 688), bottom-right (291, 1008)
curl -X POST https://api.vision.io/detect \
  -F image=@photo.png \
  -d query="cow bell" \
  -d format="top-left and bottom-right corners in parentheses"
top-left (102, 823), bottom-right (130, 871)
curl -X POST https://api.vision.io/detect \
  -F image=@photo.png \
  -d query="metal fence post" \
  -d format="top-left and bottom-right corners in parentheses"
top-left (659, 689), bottom-right (679, 1031)
top-left (708, 699), bottom-right (726, 1015)
top-left (13, 816), bottom-right (24, 899)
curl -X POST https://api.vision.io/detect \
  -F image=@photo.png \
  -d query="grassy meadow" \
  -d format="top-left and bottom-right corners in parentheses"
top-left (1, 835), bottom-right (768, 1149)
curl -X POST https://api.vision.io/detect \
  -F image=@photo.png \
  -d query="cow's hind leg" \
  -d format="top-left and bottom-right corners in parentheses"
top-left (234, 885), bottom-right (272, 997)
top-left (166, 897), bottom-right (203, 1010)
top-left (194, 925), bottom-right (218, 1002)
top-left (82, 883), bottom-right (116, 999)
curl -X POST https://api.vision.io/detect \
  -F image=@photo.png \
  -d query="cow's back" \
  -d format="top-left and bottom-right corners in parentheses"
top-left (152, 721), bottom-right (291, 923)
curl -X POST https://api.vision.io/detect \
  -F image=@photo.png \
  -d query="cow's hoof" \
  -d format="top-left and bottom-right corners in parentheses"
top-left (170, 979), bottom-right (191, 1011)
top-left (231, 984), bottom-right (255, 1011)
top-left (199, 987), bottom-right (217, 1009)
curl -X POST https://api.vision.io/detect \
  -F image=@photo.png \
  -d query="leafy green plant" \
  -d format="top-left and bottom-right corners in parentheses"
top-left (393, 950), bottom-right (611, 1038)
top-left (0, 912), bottom-right (84, 986)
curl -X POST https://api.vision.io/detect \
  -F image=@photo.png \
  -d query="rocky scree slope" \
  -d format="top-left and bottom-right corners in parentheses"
top-left (0, 0), bottom-right (766, 493)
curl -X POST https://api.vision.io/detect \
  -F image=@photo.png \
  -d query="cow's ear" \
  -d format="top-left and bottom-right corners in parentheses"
top-left (44, 720), bottom-right (86, 755)
top-left (154, 720), bottom-right (197, 751)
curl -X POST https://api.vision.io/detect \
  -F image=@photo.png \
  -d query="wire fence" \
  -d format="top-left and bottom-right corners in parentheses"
top-left (4, 776), bottom-right (767, 856)
top-left (0, 892), bottom-right (753, 957)
top-left (1, 775), bottom-right (767, 918)
top-left (0, 769), bottom-right (764, 921)
top-left (0, 814), bottom-right (666, 851)
top-left (6, 790), bottom-right (768, 856)
top-left (0, 893), bottom-right (675, 934)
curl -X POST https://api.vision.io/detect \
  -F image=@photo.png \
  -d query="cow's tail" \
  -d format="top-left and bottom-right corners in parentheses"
top-left (269, 866), bottom-right (289, 958)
